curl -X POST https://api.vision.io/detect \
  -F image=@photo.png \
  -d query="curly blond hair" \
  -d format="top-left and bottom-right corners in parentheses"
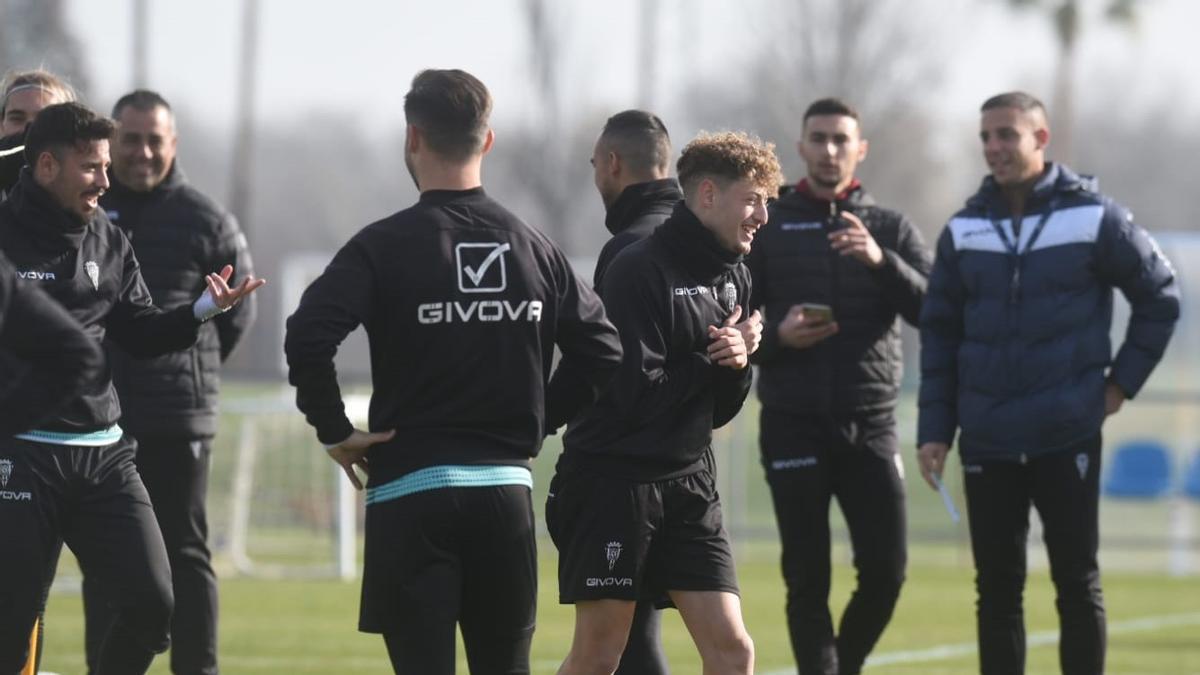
top-left (676, 131), bottom-right (783, 200)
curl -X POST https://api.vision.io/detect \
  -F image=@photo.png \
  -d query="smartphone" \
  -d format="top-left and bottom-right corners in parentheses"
top-left (800, 303), bottom-right (834, 324)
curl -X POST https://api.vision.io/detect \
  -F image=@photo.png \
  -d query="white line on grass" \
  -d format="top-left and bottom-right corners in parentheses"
top-left (757, 611), bottom-right (1200, 674)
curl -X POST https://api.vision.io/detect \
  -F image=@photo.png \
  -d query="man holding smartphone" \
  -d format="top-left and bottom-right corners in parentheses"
top-left (747, 98), bottom-right (932, 675)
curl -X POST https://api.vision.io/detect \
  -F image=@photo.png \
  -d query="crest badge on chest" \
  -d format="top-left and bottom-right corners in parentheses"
top-left (84, 260), bottom-right (100, 291)
top-left (721, 281), bottom-right (737, 313)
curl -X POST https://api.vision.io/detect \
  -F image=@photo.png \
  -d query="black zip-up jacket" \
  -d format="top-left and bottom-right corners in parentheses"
top-left (102, 163), bottom-right (256, 439)
top-left (561, 203), bottom-right (754, 482)
top-left (593, 178), bottom-right (682, 288)
top-left (748, 182), bottom-right (931, 414)
top-left (0, 132), bottom-right (23, 197)
top-left (285, 187), bottom-right (623, 484)
top-left (0, 170), bottom-right (201, 433)
top-left (0, 251), bottom-right (105, 435)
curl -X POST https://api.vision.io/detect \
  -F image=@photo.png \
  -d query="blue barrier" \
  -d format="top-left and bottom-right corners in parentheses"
top-left (1103, 440), bottom-right (1174, 499)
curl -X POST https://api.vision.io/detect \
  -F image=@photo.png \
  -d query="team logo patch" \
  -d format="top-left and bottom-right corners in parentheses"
top-left (85, 260), bottom-right (100, 291)
top-left (456, 242), bottom-right (510, 293)
top-left (0, 458), bottom-right (32, 501)
top-left (722, 282), bottom-right (738, 313)
top-left (1076, 453), bottom-right (1089, 480)
top-left (605, 541), bottom-right (623, 571)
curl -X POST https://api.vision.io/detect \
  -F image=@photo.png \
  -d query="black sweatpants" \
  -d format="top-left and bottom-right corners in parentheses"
top-left (0, 435), bottom-right (173, 675)
top-left (84, 436), bottom-right (217, 675)
top-left (760, 408), bottom-right (907, 675)
top-left (963, 434), bottom-right (1105, 675)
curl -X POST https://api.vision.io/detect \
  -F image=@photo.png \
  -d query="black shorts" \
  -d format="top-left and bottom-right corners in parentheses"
top-left (359, 483), bottom-right (537, 643)
top-left (546, 467), bottom-right (738, 605)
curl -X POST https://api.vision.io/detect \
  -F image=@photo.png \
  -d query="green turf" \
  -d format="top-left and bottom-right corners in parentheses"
top-left (39, 541), bottom-right (1200, 674)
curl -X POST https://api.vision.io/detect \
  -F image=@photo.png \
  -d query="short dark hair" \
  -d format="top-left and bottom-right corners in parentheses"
top-left (112, 88), bottom-right (173, 119)
top-left (803, 98), bottom-right (860, 125)
top-left (404, 69), bottom-right (492, 161)
top-left (677, 131), bottom-right (783, 200)
top-left (981, 91), bottom-right (1047, 116)
top-left (24, 102), bottom-right (115, 164)
top-left (599, 110), bottom-right (671, 174)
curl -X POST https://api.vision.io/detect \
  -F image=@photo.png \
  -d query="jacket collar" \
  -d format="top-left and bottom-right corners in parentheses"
top-left (6, 168), bottom-right (93, 252)
top-left (605, 178), bottom-right (682, 236)
top-left (105, 160), bottom-right (187, 202)
top-left (653, 201), bottom-right (741, 282)
top-left (968, 162), bottom-right (1095, 216)
top-left (778, 178), bottom-right (874, 213)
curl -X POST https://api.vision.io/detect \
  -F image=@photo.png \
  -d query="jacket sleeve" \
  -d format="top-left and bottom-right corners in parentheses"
top-left (917, 227), bottom-right (964, 447)
top-left (0, 273), bottom-right (105, 435)
top-left (870, 214), bottom-right (933, 326)
top-left (746, 228), bottom-right (784, 365)
top-left (106, 238), bottom-right (201, 358)
top-left (598, 258), bottom-right (714, 424)
top-left (212, 213), bottom-right (257, 361)
top-left (713, 269), bottom-right (754, 428)
top-left (285, 240), bottom-right (374, 445)
top-left (1094, 204), bottom-right (1180, 398)
top-left (544, 250), bottom-right (623, 434)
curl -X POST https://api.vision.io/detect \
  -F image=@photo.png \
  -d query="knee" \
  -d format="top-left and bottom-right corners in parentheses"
top-left (124, 581), bottom-right (175, 652)
top-left (975, 570), bottom-right (1025, 616)
top-left (704, 630), bottom-right (754, 673)
top-left (857, 568), bottom-right (905, 605)
top-left (564, 632), bottom-right (628, 675)
top-left (1053, 569), bottom-right (1103, 607)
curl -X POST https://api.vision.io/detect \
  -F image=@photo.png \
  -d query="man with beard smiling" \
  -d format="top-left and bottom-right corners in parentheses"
top-left (0, 102), bottom-right (263, 674)
top-left (80, 89), bottom-right (256, 675)
top-left (286, 69), bottom-right (622, 675)
top-left (746, 98), bottom-right (931, 675)
top-left (918, 91), bottom-right (1179, 674)
top-left (549, 131), bottom-right (778, 675)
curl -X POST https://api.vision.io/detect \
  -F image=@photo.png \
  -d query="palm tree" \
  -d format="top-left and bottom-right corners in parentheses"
top-left (1004, 0), bottom-right (1139, 164)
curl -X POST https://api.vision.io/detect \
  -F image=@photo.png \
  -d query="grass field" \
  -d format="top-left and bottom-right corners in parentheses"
top-left (40, 539), bottom-right (1200, 674)
top-left (34, 387), bottom-right (1200, 673)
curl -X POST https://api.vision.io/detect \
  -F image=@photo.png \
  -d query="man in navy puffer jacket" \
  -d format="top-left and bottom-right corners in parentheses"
top-left (917, 91), bottom-right (1179, 675)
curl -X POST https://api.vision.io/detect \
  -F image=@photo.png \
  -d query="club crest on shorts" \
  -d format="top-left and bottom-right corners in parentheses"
top-left (1076, 453), bottom-right (1089, 480)
top-left (605, 541), bottom-right (622, 571)
top-left (0, 459), bottom-right (11, 488)
top-left (85, 260), bottom-right (100, 291)
top-left (722, 281), bottom-right (737, 313)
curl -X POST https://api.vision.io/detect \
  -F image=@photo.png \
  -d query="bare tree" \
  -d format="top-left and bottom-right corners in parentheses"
top-left (680, 0), bottom-right (957, 240)
top-left (0, 0), bottom-right (91, 94)
top-left (1003, 0), bottom-right (1140, 164)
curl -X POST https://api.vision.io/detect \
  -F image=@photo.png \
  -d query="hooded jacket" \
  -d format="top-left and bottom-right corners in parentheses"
top-left (561, 203), bottom-right (754, 482)
top-left (101, 163), bottom-right (256, 439)
top-left (0, 169), bottom-right (200, 435)
top-left (0, 251), bottom-right (104, 435)
top-left (918, 163), bottom-right (1180, 460)
top-left (593, 178), bottom-right (682, 288)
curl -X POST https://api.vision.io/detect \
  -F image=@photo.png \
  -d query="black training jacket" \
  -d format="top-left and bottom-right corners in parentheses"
top-left (0, 169), bottom-right (200, 434)
top-left (0, 132), bottom-right (23, 198)
top-left (0, 251), bottom-right (105, 435)
top-left (102, 164), bottom-right (256, 439)
top-left (285, 187), bottom-right (622, 484)
top-left (561, 202), bottom-right (754, 482)
top-left (748, 182), bottom-right (931, 414)
top-left (593, 178), bottom-right (682, 288)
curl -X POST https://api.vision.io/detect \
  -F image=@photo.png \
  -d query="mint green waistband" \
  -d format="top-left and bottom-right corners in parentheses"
top-left (365, 464), bottom-right (532, 506)
top-left (14, 424), bottom-right (124, 447)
